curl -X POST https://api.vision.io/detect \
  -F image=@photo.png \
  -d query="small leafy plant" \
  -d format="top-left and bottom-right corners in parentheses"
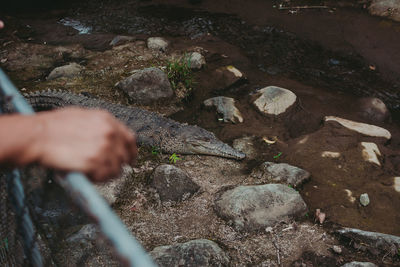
top-left (273, 152), bottom-right (282, 159)
top-left (169, 153), bottom-right (181, 164)
top-left (165, 55), bottom-right (194, 98)
top-left (151, 146), bottom-right (160, 155)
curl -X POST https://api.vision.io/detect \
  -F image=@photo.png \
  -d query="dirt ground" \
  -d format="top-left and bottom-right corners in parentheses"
top-left (1, 0), bottom-right (399, 266)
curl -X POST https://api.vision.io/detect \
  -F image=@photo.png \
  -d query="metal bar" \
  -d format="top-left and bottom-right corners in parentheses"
top-left (0, 68), bottom-right (157, 267)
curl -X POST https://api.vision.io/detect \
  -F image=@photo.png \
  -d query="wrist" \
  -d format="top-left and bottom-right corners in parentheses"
top-left (14, 114), bottom-right (46, 166)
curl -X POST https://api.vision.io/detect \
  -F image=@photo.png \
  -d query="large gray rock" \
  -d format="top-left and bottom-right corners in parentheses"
top-left (341, 262), bottom-right (377, 267)
top-left (116, 67), bottom-right (173, 104)
top-left (150, 239), bottom-right (229, 267)
top-left (337, 228), bottom-right (400, 257)
top-left (253, 86), bottom-right (297, 116)
top-left (251, 162), bottom-right (310, 187)
top-left (203, 96), bottom-right (243, 123)
top-left (369, 0), bottom-right (400, 22)
top-left (214, 184), bottom-right (307, 231)
top-left (152, 164), bottom-right (200, 202)
top-left (147, 37), bottom-right (169, 52)
top-left (47, 62), bottom-right (84, 80)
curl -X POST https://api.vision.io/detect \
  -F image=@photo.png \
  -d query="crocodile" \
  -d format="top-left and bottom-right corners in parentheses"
top-left (24, 90), bottom-right (246, 160)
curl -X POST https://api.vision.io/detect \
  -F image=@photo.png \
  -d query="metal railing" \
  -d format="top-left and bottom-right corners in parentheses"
top-left (0, 68), bottom-right (157, 267)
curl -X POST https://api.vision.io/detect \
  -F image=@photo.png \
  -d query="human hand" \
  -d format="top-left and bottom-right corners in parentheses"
top-left (0, 20), bottom-right (4, 29)
top-left (31, 108), bottom-right (137, 182)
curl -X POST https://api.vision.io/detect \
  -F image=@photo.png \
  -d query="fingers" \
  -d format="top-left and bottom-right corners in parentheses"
top-left (0, 20), bottom-right (4, 29)
top-left (88, 113), bottom-right (138, 182)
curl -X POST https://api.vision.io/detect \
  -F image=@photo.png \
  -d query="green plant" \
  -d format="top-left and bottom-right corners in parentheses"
top-left (273, 152), bottom-right (282, 159)
top-left (165, 55), bottom-right (194, 97)
top-left (151, 146), bottom-right (160, 155)
top-left (169, 153), bottom-right (181, 164)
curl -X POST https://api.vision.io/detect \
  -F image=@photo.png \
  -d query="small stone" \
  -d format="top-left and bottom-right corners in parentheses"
top-left (213, 66), bottom-right (244, 89)
top-left (360, 193), bottom-right (370, 206)
top-left (152, 164), bottom-right (200, 202)
top-left (109, 35), bottom-right (135, 46)
top-left (324, 116), bottom-right (391, 139)
top-left (147, 37), bottom-right (169, 52)
top-left (189, 52), bottom-right (206, 70)
top-left (250, 162), bottom-right (310, 187)
top-left (116, 67), bottom-right (173, 104)
top-left (253, 86), bottom-right (297, 116)
top-left (332, 245), bottom-right (342, 254)
top-left (341, 261), bottom-right (377, 267)
top-left (204, 96), bottom-right (243, 123)
top-left (232, 136), bottom-right (256, 159)
top-left (150, 239), bottom-right (229, 266)
top-left (361, 142), bottom-right (381, 166)
top-left (47, 62), bottom-right (84, 80)
top-left (321, 151), bottom-right (341, 158)
top-left (94, 165), bottom-right (133, 204)
top-left (394, 177), bottom-right (400, 193)
top-left (66, 224), bottom-right (99, 243)
top-left (356, 97), bottom-right (390, 123)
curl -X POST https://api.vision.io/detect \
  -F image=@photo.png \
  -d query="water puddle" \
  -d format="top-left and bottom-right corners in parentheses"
top-left (59, 18), bottom-right (92, 34)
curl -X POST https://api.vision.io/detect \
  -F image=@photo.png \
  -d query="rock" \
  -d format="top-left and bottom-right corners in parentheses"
top-left (147, 37), bottom-right (169, 52)
top-left (47, 62), bottom-right (84, 80)
top-left (110, 35), bottom-right (135, 46)
top-left (189, 52), bottom-right (206, 70)
top-left (360, 193), bottom-right (370, 206)
top-left (203, 96), bottom-right (243, 123)
top-left (324, 116), bottom-right (391, 140)
top-left (214, 184), bottom-right (307, 231)
top-left (250, 162), bottom-right (310, 187)
top-left (361, 142), bottom-right (381, 166)
top-left (150, 239), bottom-right (229, 267)
top-left (116, 67), bottom-right (173, 104)
top-left (253, 86), bottom-right (297, 116)
top-left (336, 228), bottom-right (400, 257)
top-left (94, 166), bottom-right (133, 204)
top-left (341, 262), bottom-right (377, 267)
top-left (152, 164), bottom-right (200, 202)
top-left (232, 136), bottom-right (256, 159)
top-left (66, 224), bottom-right (99, 244)
top-left (321, 151), bottom-right (341, 158)
top-left (394, 177), bottom-right (400, 192)
top-left (369, 0), bottom-right (400, 22)
top-left (213, 66), bottom-right (244, 89)
top-left (344, 189), bottom-right (356, 203)
top-left (356, 97), bottom-right (390, 123)
top-left (332, 245), bottom-right (342, 254)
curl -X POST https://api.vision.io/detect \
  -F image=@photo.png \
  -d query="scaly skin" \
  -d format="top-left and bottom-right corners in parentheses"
top-left (24, 90), bottom-right (246, 160)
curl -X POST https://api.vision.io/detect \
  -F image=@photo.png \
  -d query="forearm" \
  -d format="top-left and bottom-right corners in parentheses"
top-left (0, 114), bottom-right (43, 166)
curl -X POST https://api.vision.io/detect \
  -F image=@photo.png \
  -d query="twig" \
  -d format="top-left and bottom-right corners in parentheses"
top-left (279, 6), bottom-right (330, 10)
top-left (272, 238), bottom-right (281, 266)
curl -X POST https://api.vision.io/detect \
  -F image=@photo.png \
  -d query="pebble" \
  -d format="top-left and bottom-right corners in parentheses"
top-left (360, 193), bottom-right (370, 206)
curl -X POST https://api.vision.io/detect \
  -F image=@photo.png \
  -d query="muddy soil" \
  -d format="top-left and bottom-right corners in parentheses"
top-left (1, 0), bottom-right (400, 266)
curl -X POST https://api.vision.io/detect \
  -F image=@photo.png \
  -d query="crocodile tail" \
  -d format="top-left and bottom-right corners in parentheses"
top-left (24, 89), bottom-right (81, 111)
